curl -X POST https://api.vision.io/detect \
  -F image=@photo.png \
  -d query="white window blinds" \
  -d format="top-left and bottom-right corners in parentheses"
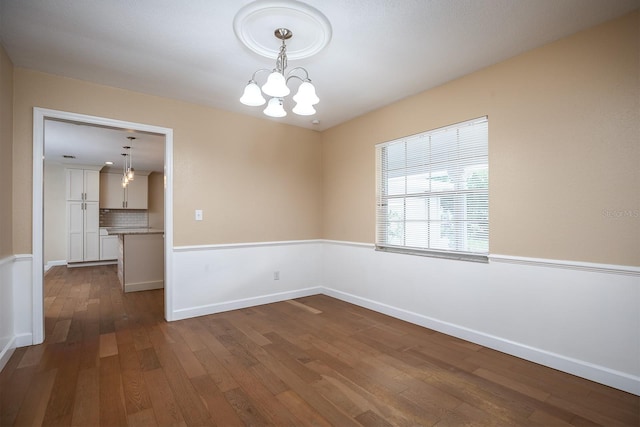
top-left (375, 117), bottom-right (488, 262)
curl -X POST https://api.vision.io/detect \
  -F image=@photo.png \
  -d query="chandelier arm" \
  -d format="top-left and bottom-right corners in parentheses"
top-left (285, 74), bottom-right (304, 85)
top-left (250, 68), bottom-right (273, 82)
top-left (286, 67), bottom-right (310, 81)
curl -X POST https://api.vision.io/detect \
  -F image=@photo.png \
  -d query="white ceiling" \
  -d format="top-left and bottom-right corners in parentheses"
top-left (2, 0), bottom-right (638, 134)
top-left (44, 119), bottom-right (165, 172)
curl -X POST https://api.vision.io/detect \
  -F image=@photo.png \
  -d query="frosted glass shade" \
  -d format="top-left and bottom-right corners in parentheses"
top-left (240, 82), bottom-right (266, 106)
top-left (292, 81), bottom-right (319, 105)
top-left (263, 97), bottom-right (287, 117)
top-left (262, 72), bottom-right (290, 97)
top-left (292, 102), bottom-right (316, 116)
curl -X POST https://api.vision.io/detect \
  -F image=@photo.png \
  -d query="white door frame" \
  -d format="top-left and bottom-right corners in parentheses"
top-left (32, 107), bottom-right (175, 344)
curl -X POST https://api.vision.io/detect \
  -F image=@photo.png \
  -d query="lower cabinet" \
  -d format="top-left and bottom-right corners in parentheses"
top-left (118, 233), bottom-right (164, 292)
top-left (100, 235), bottom-right (119, 260)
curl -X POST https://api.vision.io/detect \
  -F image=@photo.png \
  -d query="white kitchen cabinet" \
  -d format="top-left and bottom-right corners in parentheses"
top-left (100, 235), bottom-right (119, 260)
top-left (125, 175), bottom-right (148, 209)
top-left (66, 168), bottom-right (100, 263)
top-left (66, 168), bottom-right (99, 201)
top-left (100, 173), bottom-right (148, 209)
top-left (67, 201), bottom-right (100, 262)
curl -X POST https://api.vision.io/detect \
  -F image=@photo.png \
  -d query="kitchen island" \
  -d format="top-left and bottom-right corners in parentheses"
top-left (108, 228), bottom-right (164, 293)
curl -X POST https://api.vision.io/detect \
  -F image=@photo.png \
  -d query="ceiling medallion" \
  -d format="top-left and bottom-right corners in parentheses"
top-left (233, 0), bottom-right (332, 60)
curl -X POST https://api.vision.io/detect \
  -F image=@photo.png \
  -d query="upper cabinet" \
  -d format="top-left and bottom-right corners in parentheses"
top-left (125, 175), bottom-right (149, 209)
top-left (66, 169), bottom-right (100, 201)
top-left (100, 173), bottom-right (148, 209)
top-left (100, 173), bottom-right (125, 208)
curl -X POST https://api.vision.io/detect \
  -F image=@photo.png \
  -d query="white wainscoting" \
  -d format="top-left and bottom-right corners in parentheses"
top-left (5, 240), bottom-right (639, 395)
top-left (0, 256), bottom-right (15, 371)
top-left (0, 254), bottom-right (34, 372)
top-left (13, 255), bottom-right (33, 348)
top-left (171, 240), bottom-right (323, 320)
top-left (321, 241), bottom-right (640, 395)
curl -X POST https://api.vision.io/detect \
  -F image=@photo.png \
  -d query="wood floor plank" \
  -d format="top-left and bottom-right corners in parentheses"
top-left (41, 342), bottom-right (82, 425)
top-left (286, 298), bottom-right (323, 314)
top-left (143, 368), bottom-right (187, 427)
top-left (138, 347), bottom-right (162, 372)
top-left (126, 408), bottom-right (158, 427)
top-left (99, 354), bottom-right (127, 426)
top-left (121, 368), bottom-right (153, 415)
top-left (17, 344), bottom-right (46, 368)
top-left (2, 265), bottom-right (637, 427)
top-left (276, 389), bottom-right (333, 427)
top-left (12, 368), bottom-right (57, 426)
top-left (49, 318), bottom-right (72, 343)
top-left (355, 409), bottom-right (395, 427)
top-left (99, 332), bottom-right (118, 358)
top-left (0, 364), bottom-right (37, 426)
top-left (152, 343), bottom-right (213, 426)
top-left (473, 366), bottom-right (551, 401)
top-left (223, 387), bottom-right (271, 426)
top-left (250, 347), bottom-right (361, 427)
top-left (71, 367), bottom-right (100, 426)
top-left (192, 347), bottom-right (240, 392)
top-left (190, 374), bottom-right (245, 427)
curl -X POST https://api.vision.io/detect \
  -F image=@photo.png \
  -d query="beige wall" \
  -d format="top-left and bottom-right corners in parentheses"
top-left (0, 44), bottom-right (13, 258)
top-left (148, 171), bottom-right (164, 230)
top-left (43, 162), bottom-right (67, 263)
top-left (12, 70), bottom-right (323, 252)
top-left (322, 11), bottom-right (639, 266)
top-left (8, 11), bottom-right (639, 266)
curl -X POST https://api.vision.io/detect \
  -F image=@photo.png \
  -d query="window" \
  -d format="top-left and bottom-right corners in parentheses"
top-left (375, 117), bottom-right (488, 262)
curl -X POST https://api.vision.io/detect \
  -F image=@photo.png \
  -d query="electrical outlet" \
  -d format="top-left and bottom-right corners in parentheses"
top-left (274, 271), bottom-right (280, 280)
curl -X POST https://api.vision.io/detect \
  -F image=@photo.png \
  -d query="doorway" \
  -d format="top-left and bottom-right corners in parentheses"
top-left (32, 108), bottom-right (174, 344)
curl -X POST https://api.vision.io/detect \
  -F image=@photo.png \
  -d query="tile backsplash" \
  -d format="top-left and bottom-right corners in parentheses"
top-left (100, 209), bottom-right (148, 228)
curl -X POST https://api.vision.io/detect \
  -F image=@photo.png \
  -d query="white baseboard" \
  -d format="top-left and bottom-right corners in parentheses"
top-left (172, 286), bottom-right (323, 321)
top-left (66, 260), bottom-right (117, 268)
top-left (125, 280), bottom-right (164, 293)
top-left (0, 337), bottom-right (16, 373)
top-left (14, 333), bottom-right (33, 348)
top-left (322, 286), bottom-right (640, 396)
top-left (44, 259), bottom-right (67, 271)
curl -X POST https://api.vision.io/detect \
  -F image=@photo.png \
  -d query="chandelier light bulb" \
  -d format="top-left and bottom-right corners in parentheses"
top-left (293, 81), bottom-right (319, 105)
top-left (263, 97), bottom-right (287, 117)
top-left (240, 81), bottom-right (266, 106)
top-left (262, 71), bottom-right (290, 97)
top-left (127, 168), bottom-right (135, 181)
top-left (292, 102), bottom-right (316, 116)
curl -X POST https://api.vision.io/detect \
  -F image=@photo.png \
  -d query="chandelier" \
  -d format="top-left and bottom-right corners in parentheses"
top-left (240, 28), bottom-right (319, 117)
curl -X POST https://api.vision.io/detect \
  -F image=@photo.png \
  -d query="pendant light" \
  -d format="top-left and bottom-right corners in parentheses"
top-left (126, 136), bottom-right (135, 181)
top-left (121, 152), bottom-right (129, 188)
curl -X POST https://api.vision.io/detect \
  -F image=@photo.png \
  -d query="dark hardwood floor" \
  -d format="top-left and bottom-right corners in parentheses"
top-left (1, 265), bottom-right (637, 426)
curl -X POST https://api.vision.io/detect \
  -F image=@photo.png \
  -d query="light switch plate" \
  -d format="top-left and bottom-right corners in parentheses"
top-left (195, 209), bottom-right (203, 221)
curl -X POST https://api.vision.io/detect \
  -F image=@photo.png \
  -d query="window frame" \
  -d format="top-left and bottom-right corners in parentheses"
top-left (375, 116), bottom-right (489, 263)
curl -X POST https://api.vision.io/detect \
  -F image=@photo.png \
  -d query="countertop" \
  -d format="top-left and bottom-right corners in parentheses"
top-left (101, 227), bottom-right (164, 236)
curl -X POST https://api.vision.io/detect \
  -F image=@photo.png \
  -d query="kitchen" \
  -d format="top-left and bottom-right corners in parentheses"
top-left (43, 119), bottom-right (166, 293)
